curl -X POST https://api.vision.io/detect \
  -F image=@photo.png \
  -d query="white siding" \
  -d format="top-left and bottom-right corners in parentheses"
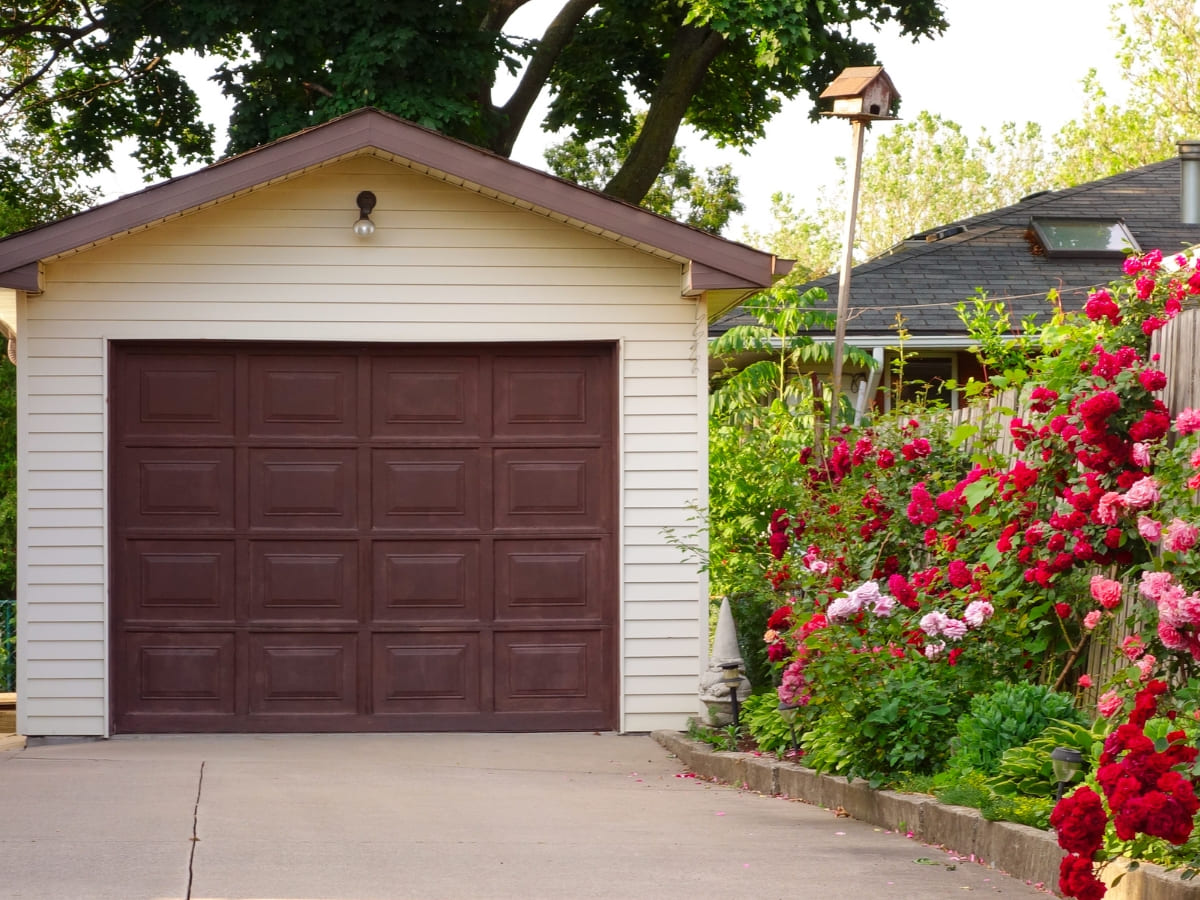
top-left (17, 153), bottom-right (708, 735)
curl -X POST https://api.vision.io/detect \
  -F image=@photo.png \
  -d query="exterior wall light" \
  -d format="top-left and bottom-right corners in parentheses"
top-left (1051, 746), bottom-right (1084, 800)
top-left (353, 190), bottom-right (377, 236)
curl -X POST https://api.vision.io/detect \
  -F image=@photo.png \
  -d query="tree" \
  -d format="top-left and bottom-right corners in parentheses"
top-left (751, 113), bottom-right (1047, 271)
top-left (1, 1), bottom-right (948, 204)
top-left (544, 113), bottom-right (742, 232)
top-left (1050, 0), bottom-right (1200, 186)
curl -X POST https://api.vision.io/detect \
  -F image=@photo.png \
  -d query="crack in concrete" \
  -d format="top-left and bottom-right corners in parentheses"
top-left (186, 761), bottom-right (205, 900)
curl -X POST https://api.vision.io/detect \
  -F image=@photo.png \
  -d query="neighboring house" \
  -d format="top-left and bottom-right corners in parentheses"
top-left (711, 146), bottom-right (1200, 411)
top-left (0, 108), bottom-right (789, 737)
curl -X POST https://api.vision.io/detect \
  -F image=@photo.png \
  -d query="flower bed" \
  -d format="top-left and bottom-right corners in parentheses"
top-left (707, 250), bottom-right (1200, 894)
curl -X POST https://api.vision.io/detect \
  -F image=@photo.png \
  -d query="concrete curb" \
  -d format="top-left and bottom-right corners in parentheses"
top-left (652, 730), bottom-right (1196, 900)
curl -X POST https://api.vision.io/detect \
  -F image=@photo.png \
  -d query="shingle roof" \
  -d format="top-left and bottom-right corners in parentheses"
top-left (711, 157), bottom-right (1200, 341)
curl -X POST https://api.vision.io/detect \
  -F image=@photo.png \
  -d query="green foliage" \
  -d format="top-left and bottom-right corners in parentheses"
top-left (544, 111), bottom-right (743, 233)
top-left (802, 666), bottom-right (962, 787)
top-left (947, 682), bottom-right (1086, 776)
top-left (709, 285), bottom-right (876, 418)
top-left (752, 113), bottom-right (1048, 266)
top-left (1050, 0), bottom-right (1200, 187)
top-left (686, 718), bottom-right (743, 752)
top-left (740, 690), bottom-right (802, 756)
top-left (2, 0), bottom-right (947, 204)
top-left (988, 720), bottom-right (1100, 798)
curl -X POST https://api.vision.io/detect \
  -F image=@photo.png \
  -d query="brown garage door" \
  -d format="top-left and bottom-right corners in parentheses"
top-left (111, 342), bottom-right (616, 732)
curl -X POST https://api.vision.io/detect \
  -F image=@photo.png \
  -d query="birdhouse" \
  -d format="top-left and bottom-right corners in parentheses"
top-left (819, 66), bottom-right (899, 120)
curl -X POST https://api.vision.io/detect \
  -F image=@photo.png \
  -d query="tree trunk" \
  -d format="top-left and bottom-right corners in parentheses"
top-left (489, 0), bottom-right (595, 158)
top-left (602, 22), bottom-right (725, 204)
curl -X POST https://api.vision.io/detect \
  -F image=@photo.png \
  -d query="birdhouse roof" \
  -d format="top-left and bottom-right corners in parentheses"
top-left (818, 66), bottom-right (897, 101)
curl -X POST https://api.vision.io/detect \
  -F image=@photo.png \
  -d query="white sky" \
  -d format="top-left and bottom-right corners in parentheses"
top-left (92, 0), bottom-right (1128, 240)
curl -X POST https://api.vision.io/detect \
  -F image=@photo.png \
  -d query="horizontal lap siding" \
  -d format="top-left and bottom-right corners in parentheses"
top-left (19, 154), bottom-right (706, 735)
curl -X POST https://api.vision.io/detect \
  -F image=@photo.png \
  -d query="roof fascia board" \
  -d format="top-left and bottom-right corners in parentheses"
top-left (0, 109), bottom-right (782, 290)
top-left (0, 262), bottom-right (42, 292)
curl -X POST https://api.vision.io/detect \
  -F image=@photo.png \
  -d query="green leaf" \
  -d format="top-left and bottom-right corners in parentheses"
top-left (949, 423), bottom-right (979, 447)
top-left (963, 478), bottom-right (996, 508)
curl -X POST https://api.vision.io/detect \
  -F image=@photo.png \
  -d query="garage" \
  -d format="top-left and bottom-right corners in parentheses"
top-left (0, 108), bottom-right (787, 736)
top-left (111, 341), bottom-right (615, 732)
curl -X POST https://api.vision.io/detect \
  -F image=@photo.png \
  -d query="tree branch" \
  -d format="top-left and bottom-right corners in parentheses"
top-left (481, 0), bottom-right (533, 33)
top-left (603, 22), bottom-right (725, 204)
top-left (491, 0), bottom-right (594, 157)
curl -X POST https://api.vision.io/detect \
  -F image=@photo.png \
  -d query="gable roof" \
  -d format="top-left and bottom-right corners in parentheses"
top-left (0, 107), bottom-right (790, 296)
top-left (711, 156), bottom-right (1200, 344)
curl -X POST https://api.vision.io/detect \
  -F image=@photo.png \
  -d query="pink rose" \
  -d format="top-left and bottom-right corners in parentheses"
top-left (1176, 407), bottom-right (1200, 435)
top-left (1097, 690), bottom-right (1124, 718)
top-left (1083, 610), bottom-right (1103, 630)
top-left (1078, 674), bottom-right (1093, 689)
top-left (1090, 575), bottom-right (1123, 610)
top-left (963, 599), bottom-right (994, 628)
top-left (1164, 518), bottom-right (1199, 553)
top-left (1096, 492), bottom-right (1124, 524)
top-left (1135, 654), bottom-right (1157, 680)
top-left (940, 618), bottom-right (968, 641)
top-left (1121, 635), bottom-right (1146, 661)
top-left (1139, 570), bottom-right (1175, 601)
top-left (1137, 515), bottom-right (1162, 542)
top-left (1132, 442), bottom-right (1151, 467)
top-left (1122, 476), bottom-right (1160, 509)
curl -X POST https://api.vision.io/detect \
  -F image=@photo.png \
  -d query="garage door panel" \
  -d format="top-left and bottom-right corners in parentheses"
top-left (122, 632), bottom-right (237, 714)
top-left (250, 541), bottom-right (359, 621)
top-left (371, 633), bottom-right (481, 714)
top-left (493, 354), bottom-right (609, 439)
top-left (249, 633), bottom-right (358, 715)
top-left (371, 355), bottom-right (481, 438)
top-left (372, 540), bottom-right (481, 622)
top-left (121, 540), bottom-right (236, 622)
top-left (372, 449), bottom-right (481, 531)
top-left (115, 351), bottom-right (236, 439)
top-left (249, 353), bottom-right (358, 438)
top-left (113, 341), bottom-right (615, 733)
top-left (120, 448), bottom-right (235, 529)
top-left (494, 540), bottom-right (605, 622)
top-left (250, 449), bottom-right (358, 529)
top-left (493, 449), bottom-right (609, 530)
top-left (494, 631), bottom-right (605, 713)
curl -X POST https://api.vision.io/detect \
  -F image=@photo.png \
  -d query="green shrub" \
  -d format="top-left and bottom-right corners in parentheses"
top-left (947, 682), bottom-right (1085, 776)
top-left (980, 793), bottom-right (1055, 830)
top-left (802, 666), bottom-right (961, 787)
top-left (988, 720), bottom-right (1099, 798)
top-left (741, 690), bottom-right (805, 756)
top-left (932, 767), bottom-right (1055, 829)
top-left (934, 768), bottom-right (993, 809)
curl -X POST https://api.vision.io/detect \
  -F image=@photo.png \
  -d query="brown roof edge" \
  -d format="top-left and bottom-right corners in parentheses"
top-left (0, 262), bottom-right (40, 292)
top-left (0, 108), bottom-right (792, 291)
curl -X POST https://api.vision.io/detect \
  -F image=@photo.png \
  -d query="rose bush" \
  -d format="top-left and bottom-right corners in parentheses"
top-left (716, 248), bottom-right (1200, 884)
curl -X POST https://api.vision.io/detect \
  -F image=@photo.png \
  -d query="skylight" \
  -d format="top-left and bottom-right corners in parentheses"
top-left (1029, 217), bottom-right (1140, 258)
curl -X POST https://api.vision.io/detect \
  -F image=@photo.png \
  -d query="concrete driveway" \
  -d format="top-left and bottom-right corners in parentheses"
top-left (0, 733), bottom-right (1050, 900)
